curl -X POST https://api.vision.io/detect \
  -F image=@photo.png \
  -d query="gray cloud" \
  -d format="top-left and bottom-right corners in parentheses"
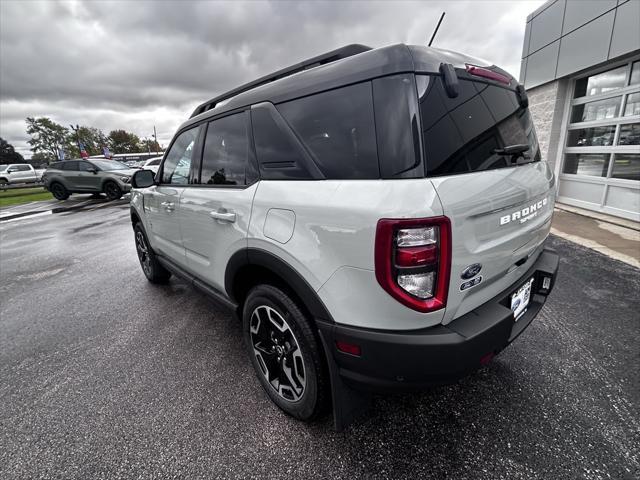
top-left (0, 0), bottom-right (544, 157)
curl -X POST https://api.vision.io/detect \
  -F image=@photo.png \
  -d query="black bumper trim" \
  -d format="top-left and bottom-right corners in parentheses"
top-left (317, 247), bottom-right (559, 391)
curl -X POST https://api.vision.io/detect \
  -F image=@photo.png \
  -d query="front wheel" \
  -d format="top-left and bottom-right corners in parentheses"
top-left (104, 181), bottom-right (122, 201)
top-left (134, 223), bottom-right (171, 283)
top-left (243, 284), bottom-right (329, 421)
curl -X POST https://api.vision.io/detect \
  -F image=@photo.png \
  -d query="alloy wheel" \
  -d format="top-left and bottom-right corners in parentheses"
top-left (135, 231), bottom-right (152, 276)
top-left (250, 305), bottom-right (306, 402)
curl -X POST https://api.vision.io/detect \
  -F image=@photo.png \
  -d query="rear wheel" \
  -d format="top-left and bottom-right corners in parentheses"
top-left (243, 284), bottom-right (328, 421)
top-left (104, 181), bottom-right (122, 201)
top-left (49, 182), bottom-right (70, 200)
top-left (134, 223), bottom-right (171, 283)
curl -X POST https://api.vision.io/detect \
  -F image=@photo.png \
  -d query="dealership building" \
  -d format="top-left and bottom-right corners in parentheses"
top-left (520, 0), bottom-right (639, 221)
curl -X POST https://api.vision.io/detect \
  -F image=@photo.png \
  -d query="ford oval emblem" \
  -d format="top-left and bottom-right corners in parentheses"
top-left (461, 263), bottom-right (482, 279)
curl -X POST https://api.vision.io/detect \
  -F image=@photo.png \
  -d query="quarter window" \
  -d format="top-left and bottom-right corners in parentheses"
top-left (200, 113), bottom-right (249, 185)
top-left (277, 82), bottom-right (379, 179)
top-left (161, 127), bottom-right (199, 184)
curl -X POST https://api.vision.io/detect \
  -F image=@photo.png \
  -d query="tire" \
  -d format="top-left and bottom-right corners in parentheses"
top-left (0, 178), bottom-right (7, 186)
top-left (243, 284), bottom-right (328, 421)
top-left (134, 223), bottom-right (171, 283)
top-left (49, 182), bottom-right (70, 200)
top-left (104, 181), bottom-right (122, 201)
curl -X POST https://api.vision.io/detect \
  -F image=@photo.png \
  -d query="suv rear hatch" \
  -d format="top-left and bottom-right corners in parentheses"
top-left (417, 70), bottom-right (555, 324)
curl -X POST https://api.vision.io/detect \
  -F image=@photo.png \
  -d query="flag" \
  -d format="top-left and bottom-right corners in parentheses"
top-left (79, 141), bottom-right (88, 158)
top-left (102, 146), bottom-right (111, 158)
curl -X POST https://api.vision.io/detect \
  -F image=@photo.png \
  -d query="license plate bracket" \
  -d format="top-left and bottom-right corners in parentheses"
top-left (510, 277), bottom-right (534, 322)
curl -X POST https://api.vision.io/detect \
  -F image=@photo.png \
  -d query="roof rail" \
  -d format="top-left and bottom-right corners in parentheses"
top-left (189, 43), bottom-right (372, 118)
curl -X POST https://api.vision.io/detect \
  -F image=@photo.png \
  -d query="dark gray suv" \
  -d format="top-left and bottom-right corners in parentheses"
top-left (43, 159), bottom-right (137, 200)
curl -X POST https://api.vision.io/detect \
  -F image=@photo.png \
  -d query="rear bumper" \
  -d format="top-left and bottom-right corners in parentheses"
top-left (318, 247), bottom-right (559, 391)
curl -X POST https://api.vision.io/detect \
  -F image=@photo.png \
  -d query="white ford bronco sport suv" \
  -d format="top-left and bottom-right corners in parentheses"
top-left (130, 44), bottom-right (559, 429)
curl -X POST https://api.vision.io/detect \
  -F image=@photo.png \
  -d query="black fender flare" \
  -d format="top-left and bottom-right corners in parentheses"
top-left (225, 248), bottom-right (334, 323)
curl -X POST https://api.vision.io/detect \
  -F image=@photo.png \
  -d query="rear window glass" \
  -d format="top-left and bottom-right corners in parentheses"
top-left (373, 74), bottom-right (422, 178)
top-left (419, 75), bottom-right (540, 176)
top-left (277, 82), bottom-right (379, 179)
top-left (62, 161), bottom-right (79, 171)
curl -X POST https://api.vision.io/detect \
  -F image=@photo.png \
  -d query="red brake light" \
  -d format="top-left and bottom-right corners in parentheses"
top-left (396, 245), bottom-right (437, 267)
top-left (465, 64), bottom-right (511, 85)
top-left (374, 217), bottom-right (451, 313)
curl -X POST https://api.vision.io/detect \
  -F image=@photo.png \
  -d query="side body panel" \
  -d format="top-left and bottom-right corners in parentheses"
top-left (141, 185), bottom-right (187, 267)
top-left (180, 185), bottom-right (258, 292)
top-left (248, 179), bottom-right (446, 330)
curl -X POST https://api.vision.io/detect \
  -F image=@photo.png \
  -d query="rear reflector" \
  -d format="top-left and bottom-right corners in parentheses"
top-left (336, 341), bottom-right (361, 356)
top-left (466, 64), bottom-right (511, 85)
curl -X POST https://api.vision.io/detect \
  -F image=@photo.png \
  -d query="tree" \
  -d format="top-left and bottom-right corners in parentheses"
top-left (30, 152), bottom-right (50, 165)
top-left (0, 137), bottom-right (25, 164)
top-left (140, 138), bottom-right (162, 153)
top-left (25, 117), bottom-right (73, 161)
top-left (107, 130), bottom-right (141, 154)
top-left (67, 126), bottom-right (109, 157)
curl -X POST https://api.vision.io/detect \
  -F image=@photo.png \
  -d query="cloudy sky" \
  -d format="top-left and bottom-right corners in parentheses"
top-left (0, 0), bottom-right (545, 158)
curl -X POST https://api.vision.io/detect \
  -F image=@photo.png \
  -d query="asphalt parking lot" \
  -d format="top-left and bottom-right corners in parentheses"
top-left (1, 202), bottom-right (638, 479)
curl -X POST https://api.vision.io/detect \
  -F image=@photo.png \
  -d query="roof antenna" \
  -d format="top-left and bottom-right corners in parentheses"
top-left (428, 12), bottom-right (446, 47)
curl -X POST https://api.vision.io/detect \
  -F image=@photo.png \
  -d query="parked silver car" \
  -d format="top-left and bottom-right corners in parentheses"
top-left (43, 159), bottom-right (136, 200)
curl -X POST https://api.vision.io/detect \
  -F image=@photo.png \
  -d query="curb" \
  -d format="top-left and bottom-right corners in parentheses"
top-left (0, 200), bottom-right (97, 222)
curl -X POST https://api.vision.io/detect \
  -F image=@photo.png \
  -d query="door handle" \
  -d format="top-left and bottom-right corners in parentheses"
top-left (210, 210), bottom-right (236, 223)
top-left (161, 201), bottom-right (175, 212)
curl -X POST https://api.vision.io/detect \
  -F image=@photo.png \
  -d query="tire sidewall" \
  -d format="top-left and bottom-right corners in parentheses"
top-left (50, 182), bottom-right (69, 200)
top-left (104, 181), bottom-right (122, 200)
top-left (243, 285), bottom-right (321, 421)
top-left (133, 223), bottom-right (170, 283)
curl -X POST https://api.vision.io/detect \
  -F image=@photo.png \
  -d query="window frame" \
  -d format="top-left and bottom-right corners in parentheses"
top-left (157, 108), bottom-right (259, 189)
top-left (157, 124), bottom-right (204, 187)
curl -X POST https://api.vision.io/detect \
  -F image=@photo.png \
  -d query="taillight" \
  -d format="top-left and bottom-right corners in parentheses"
top-left (465, 64), bottom-right (511, 85)
top-left (375, 217), bottom-right (451, 313)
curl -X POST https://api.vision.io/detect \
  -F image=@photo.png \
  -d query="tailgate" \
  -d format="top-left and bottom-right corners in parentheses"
top-left (431, 161), bottom-right (555, 324)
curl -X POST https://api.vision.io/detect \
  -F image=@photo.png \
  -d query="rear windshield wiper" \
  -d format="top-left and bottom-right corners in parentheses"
top-left (492, 144), bottom-right (530, 163)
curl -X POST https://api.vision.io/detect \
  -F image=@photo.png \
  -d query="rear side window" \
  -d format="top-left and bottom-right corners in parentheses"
top-left (62, 161), bottom-right (79, 171)
top-left (419, 75), bottom-right (540, 176)
top-left (200, 113), bottom-right (249, 185)
top-left (49, 162), bottom-right (63, 170)
top-left (278, 83), bottom-right (379, 179)
top-left (161, 127), bottom-right (199, 184)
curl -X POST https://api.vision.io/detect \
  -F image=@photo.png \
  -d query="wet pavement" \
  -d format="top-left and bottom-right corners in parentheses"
top-left (0, 203), bottom-right (638, 479)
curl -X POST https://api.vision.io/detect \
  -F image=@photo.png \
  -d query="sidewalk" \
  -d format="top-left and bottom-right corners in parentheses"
top-left (551, 204), bottom-right (640, 268)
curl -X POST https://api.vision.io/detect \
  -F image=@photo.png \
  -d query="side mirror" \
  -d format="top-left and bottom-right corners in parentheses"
top-left (7, 168), bottom-right (16, 173)
top-left (87, 167), bottom-right (98, 174)
top-left (132, 169), bottom-right (155, 188)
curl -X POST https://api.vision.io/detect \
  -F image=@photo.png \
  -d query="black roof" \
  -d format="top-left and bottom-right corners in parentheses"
top-left (182, 43), bottom-right (500, 130)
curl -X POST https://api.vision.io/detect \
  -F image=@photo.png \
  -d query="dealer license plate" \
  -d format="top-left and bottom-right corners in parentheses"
top-left (510, 278), bottom-right (534, 322)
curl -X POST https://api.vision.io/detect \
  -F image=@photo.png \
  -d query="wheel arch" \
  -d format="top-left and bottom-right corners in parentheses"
top-left (225, 248), bottom-right (334, 324)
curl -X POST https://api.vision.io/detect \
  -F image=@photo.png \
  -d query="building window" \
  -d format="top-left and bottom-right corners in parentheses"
top-left (562, 59), bottom-right (640, 182)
